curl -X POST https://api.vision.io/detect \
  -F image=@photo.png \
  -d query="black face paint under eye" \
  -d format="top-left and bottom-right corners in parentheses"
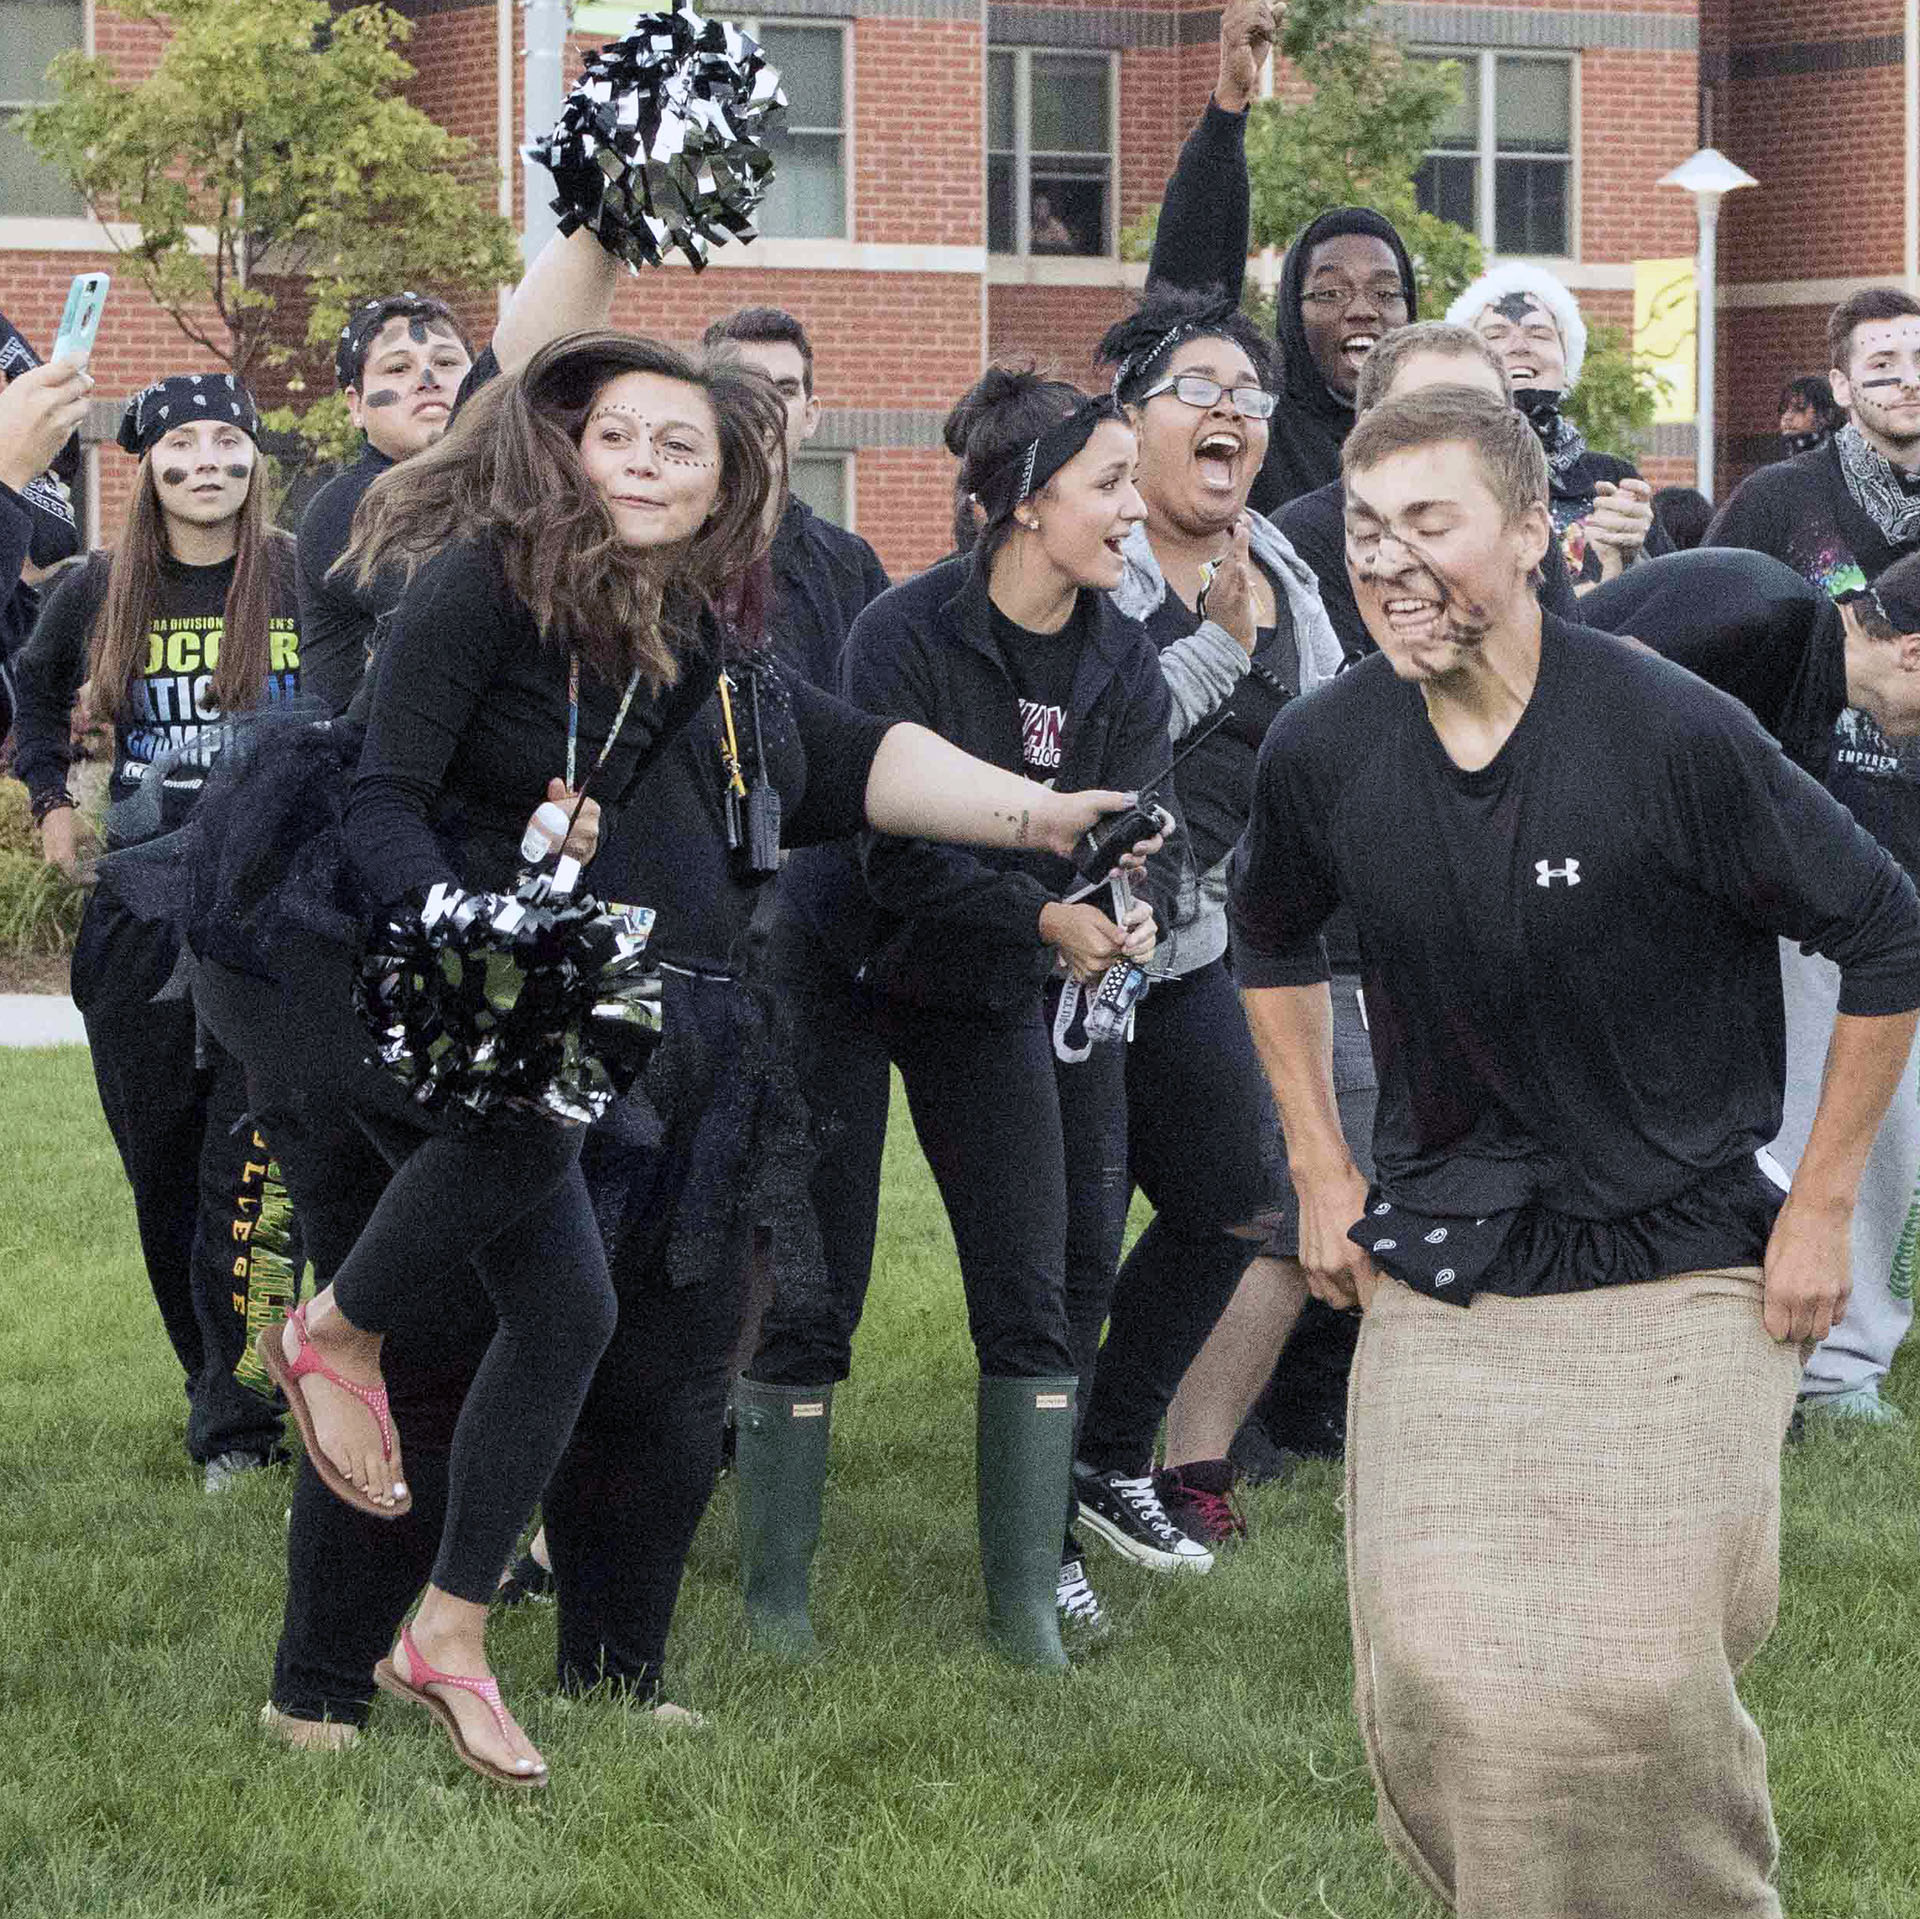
top-left (1491, 291), bottom-right (1544, 325)
top-left (1860, 376), bottom-right (1917, 391)
top-left (363, 388), bottom-right (403, 408)
top-left (224, 463), bottom-right (251, 480)
top-left (160, 466), bottom-right (189, 487)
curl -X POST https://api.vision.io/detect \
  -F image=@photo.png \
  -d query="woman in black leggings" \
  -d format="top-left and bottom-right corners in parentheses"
top-left (747, 368), bottom-right (1177, 1669)
top-left (210, 619), bottom-right (1143, 1747)
top-left (236, 332), bottom-right (787, 1784)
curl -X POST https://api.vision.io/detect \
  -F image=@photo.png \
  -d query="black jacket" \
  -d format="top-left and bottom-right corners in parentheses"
top-left (768, 496), bottom-right (891, 691)
top-left (785, 557), bottom-right (1178, 1011)
top-left (1148, 103), bottom-right (1418, 517)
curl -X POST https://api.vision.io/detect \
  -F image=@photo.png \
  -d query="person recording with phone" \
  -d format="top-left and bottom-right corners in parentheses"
top-left (744, 367), bottom-right (1177, 1670)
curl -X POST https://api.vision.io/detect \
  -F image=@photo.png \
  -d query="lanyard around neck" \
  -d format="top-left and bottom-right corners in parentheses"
top-left (566, 652), bottom-right (644, 798)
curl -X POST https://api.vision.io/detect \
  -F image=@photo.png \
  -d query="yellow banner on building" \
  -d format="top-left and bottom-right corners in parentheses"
top-left (1634, 258), bottom-right (1696, 425)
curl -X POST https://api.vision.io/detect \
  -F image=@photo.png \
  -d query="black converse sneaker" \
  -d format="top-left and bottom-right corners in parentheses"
top-left (1072, 1461), bottom-right (1214, 1573)
top-left (1056, 1554), bottom-right (1112, 1653)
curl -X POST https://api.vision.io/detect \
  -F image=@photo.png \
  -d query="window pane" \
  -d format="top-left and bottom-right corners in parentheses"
top-left (1030, 54), bottom-right (1107, 155)
top-left (987, 152), bottom-right (1015, 254)
top-left (988, 51), bottom-right (1015, 152)
top-left (1494, 157), bottom-right (1570, 255)
top-left (757, 129), bottom-right (844, 238)
top-left (1412, 54), bottom-right (1478, 151)
top-left (791, 452), bottom-right (848, 528)
top-left (0, 0), bottom-right (83, 92)
top-left (1496, 58), bottom-right (1571, 153)
top-left (757, 25), bottom-right (842, 130)
top-left (1029, 162), bottom-right (1106, 257)
top-left (0, 113), bottom-right (83, 218)
top-left (1414, 153), bottom-right (1477, 233)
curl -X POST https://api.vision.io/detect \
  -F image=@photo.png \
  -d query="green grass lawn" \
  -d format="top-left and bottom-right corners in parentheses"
top-left (4, 1048), bottom-right (1920, 1918)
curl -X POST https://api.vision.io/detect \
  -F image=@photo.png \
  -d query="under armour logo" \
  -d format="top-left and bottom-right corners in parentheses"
top-left (1535, 858), bottom-right (1581, 887)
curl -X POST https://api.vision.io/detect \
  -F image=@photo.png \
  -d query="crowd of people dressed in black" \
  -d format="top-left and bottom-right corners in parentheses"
top-left (8, 0), bottom-right (1920, 1908)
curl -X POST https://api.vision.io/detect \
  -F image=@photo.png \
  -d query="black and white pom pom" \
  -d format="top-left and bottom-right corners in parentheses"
top-left (356, 880), bottom-right (664, 1129)
top-left (523, 2), bottom-right (786, 272)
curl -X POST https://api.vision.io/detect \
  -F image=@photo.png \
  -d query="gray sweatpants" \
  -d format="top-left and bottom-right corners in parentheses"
top-left (1768, 939), bottom-right (1920, 1401)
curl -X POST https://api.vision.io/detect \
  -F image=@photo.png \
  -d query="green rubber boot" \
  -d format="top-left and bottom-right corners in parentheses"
top-left (734, 1377), bottom-right (833, 1661)
top-left (976, 1374), bottom-right (1078, 1671)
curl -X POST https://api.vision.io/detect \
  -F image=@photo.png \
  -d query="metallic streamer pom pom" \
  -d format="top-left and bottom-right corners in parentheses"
top-left (522, 2), bottom-right (786, 272)
top-left (355, 879), bottom-right (664, 1129)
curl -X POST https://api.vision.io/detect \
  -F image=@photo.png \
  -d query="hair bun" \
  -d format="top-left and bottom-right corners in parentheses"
top-left (943, 361), bottom-right (1047, 458)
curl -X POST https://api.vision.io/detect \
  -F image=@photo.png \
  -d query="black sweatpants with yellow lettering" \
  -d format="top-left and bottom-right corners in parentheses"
top-left (71, 885), bottom-right (288, 1464)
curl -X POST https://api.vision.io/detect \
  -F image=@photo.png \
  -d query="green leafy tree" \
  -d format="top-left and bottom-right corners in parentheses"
top-left (1564, 323), bottom-right (1669, 461)
top-left (23, 0), bottom-right (520, 451)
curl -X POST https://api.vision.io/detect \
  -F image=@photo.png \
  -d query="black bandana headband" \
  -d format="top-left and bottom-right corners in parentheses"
top-left (333, 292), bottom-right (466, 393)
top-left (985, 395), bottom-right (1122, 515)
top-left (1109, 320), bottom-right (1213, 404)
top-left (116, 373), bottom-right (261, 458)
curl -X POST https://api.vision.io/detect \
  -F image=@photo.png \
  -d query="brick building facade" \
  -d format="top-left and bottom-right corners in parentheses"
top-left (3, 1), bottom-right (1913, 567)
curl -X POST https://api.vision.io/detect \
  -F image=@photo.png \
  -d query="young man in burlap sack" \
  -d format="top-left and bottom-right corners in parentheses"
top-left (1227, 384), bottom-right (1920, 1919)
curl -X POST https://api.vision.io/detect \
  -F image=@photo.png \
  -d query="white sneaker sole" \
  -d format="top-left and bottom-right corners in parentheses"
top-left (1076, 1502), bottom-right (1214, 1574)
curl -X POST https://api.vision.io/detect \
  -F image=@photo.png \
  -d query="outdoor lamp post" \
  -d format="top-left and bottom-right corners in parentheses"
top-left (1659, 148), bottom-right (1758, 503)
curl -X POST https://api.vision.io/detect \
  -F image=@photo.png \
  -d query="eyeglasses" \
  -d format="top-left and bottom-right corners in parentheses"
top-left (1301, 283), bottom-right (1410, 313)
top-left (1135, 372), bottom-right (1277, 420)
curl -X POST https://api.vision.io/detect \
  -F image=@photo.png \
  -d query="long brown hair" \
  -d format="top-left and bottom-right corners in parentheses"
top-left (343, 330), bottom-right (786, 690)
top-left (86, 452), bottom-right (285, 721)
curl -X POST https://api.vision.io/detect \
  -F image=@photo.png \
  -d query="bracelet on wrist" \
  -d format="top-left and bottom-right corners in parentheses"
top-left (29, 791), bottom-right (74, 826)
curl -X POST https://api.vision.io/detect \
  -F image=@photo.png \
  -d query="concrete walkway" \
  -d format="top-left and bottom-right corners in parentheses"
top-left (0, 994), bottom-right (85, 1046)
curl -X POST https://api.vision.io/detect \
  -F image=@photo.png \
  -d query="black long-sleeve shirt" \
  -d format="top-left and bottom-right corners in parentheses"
top-left (1229, 613), bottom-right (1920, 1294)
top-left (13, 541), bottom-right (300, 840)
top-left (1706, 439), bottom-right (1916, 597)
top-left (344, 536), bottom-right (719, 904)
top-left (294, 443), bottom-right (402, 716)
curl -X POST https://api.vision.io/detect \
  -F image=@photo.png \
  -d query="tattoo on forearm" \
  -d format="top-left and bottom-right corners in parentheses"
top-left (1015, 808), bottom-right (1031, 845)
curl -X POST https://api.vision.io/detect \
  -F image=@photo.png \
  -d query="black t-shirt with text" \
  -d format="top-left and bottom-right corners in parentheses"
top-left (990, 599), bottom-right (1083, 784)
top-left (1707, 440), bottom-right (1917, 599)
top-left (1229, 614), bottom-right (1920, 1298)
top-left (13, 541), bottom-right (300, 838)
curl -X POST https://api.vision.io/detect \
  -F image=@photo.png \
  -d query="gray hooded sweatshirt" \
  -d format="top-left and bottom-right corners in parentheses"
top-left (1111, 514), bottom-right (1344, 978)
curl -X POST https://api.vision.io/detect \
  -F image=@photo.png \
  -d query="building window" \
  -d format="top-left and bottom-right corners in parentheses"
top-left (606, 10), bottom-right (847, 237)
top-left (987, 48), bottom-right (1115, 259)
top-left (1413, 52), bottom-right (1574, 259)
top-left (791, 450), bottom-right (849, 529)
top-left (753, 22), bottom-right (847, 240)
top-left (1, 1), bottom-right (86, 219)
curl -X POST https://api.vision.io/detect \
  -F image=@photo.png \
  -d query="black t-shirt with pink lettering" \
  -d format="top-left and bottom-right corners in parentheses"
top-left (989, 598), bottom-right (1084, 784)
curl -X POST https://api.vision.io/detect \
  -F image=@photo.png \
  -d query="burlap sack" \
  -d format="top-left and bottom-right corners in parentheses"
top-left (1346, 1269), bottom-right (1803, 1919)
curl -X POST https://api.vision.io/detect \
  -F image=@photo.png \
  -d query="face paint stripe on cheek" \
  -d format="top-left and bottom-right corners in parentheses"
top-left (363, 389), bottom-right (403, 409)
top-left (160, 467), bottom-right (189, 487)
top-left (224, 464), bottom-right (251, 480)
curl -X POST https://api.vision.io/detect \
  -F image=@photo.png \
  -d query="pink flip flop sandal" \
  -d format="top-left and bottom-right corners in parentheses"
top-left (374, 1626), bottom-right (550, 1788)
top-left (256, 1304), bottom-right (410, 1520)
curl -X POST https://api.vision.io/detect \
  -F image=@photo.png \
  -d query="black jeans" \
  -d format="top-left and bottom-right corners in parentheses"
top-left (1076, 957), bottom-right (1285, 1475)
top-left (752, 938), bottom-right (1131, 1387)
top-left (73, 890), bottom-right (283, 1463)
top-left (262, 968), bottom-right (757, 1722)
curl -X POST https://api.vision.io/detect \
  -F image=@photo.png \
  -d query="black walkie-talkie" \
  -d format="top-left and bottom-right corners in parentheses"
top-left (734, 668), bottom-right (782, 883)
top-left (1068, 702), bottom-right (1236, 888)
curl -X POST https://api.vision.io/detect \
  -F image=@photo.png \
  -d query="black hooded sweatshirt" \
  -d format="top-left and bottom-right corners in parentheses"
top-left (1147, 102), bottom-right (1419, 518)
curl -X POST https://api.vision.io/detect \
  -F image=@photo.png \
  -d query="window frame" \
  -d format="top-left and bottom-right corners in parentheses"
top-left (1413, 47), bottom-right (1579, 263)
top-left (987, 45), bottom-right (1120, 262)
top-left (723, 13), bottom-right (852, 243)
top-left (790, 446), bottom-right (854, 530)
top-left (0, 0), bottom-right (90, 226)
